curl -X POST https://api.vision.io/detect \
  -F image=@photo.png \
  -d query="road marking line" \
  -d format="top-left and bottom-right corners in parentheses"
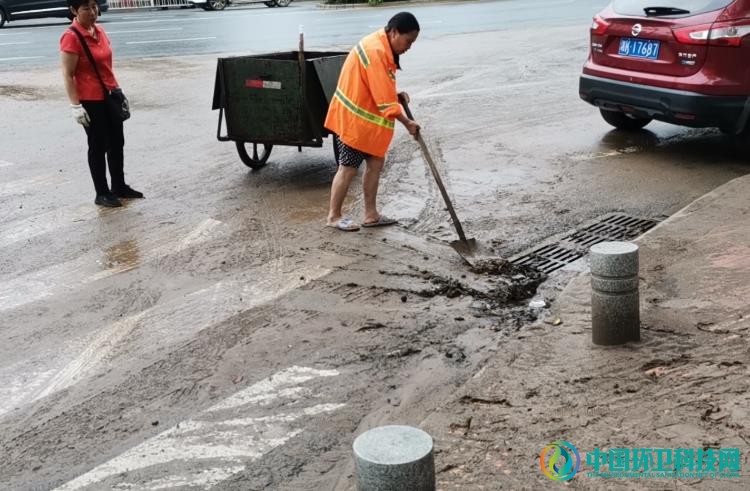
top-left (107, 27), bottom-right (183, 34)
top-left (126, 37), bottom-right (217, 45)
top-left (54, 367), bottom-right (344, 490)
top-left (0, 31), bottom-right (31, 36)
top-left (0, 159), bottom-right (15, 168)
top-left (113, 466), bottom-right (246, 490)
top-left (0, 172), bottom-right (68, 199)
top-left (0, 204), bottom-right (95, 249)
top-left (31, 312), bottom-right (146, 403)
top-left (176, 218), bottom-right (224, 251)
top-left (104, 16), bottom-right (214, 26)
top-left (416, 80), bottom-right (548, 99)
top-left (206, 367), bottom-right (340, 413)
top-left (0, 41), bottom-right (31, 46)
top-left (0, 56), bottom-right (44, 61)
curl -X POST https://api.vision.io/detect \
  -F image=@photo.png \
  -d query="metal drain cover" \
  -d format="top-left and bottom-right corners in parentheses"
top-left (511, 213), bottom-right (661, 274)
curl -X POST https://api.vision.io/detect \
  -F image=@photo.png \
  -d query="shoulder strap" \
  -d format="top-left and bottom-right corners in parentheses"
top-left (68, 26), bottom-right (109, 95)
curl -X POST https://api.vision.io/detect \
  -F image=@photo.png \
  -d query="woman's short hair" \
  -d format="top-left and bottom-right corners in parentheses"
top-left (386, 12), bottom-right (420, 34)
top-left (68, 0), bottom-right (97, 10)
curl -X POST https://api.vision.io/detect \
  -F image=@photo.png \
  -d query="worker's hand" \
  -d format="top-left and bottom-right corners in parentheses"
top-left (405, 119), bottom-right (420, 137)
top-left (71, 104), bottom-right (90, 127)
top-left (398, 91), bottom-right (410, 104)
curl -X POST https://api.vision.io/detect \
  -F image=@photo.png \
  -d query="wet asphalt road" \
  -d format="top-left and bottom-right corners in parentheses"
top-left (2, 0), bottom-right (750, 490)
top-left (0, 0), bottom-right (608, 68)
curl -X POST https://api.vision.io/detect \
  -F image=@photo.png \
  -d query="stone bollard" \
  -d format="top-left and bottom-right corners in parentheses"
top-left (353, 425), bottom-right (435, 491)
top-left (590, 241), bottom-right (640, 345)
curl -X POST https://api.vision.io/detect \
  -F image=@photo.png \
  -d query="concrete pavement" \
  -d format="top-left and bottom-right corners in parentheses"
top-left (426, 173), bottom-right (750, 489)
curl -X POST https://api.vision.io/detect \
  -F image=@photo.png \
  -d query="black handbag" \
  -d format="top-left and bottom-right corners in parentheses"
top-left (69, 27), bottom-right (130, 122)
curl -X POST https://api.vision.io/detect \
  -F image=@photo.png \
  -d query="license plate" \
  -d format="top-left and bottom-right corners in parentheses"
top-left (618, 37), bottom-right (660, 60)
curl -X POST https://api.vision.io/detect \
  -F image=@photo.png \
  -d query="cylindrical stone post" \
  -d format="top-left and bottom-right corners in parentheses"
top-left (353, 425), bottom-right (435, 491)
top-left (590, 241), bottom-right (640, 345)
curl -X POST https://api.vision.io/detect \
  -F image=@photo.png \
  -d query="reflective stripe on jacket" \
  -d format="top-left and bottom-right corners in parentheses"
top-left (324, 29), bottom-right (401, 158)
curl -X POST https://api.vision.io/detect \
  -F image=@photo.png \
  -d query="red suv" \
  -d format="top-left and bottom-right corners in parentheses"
top-left (580, 0), bottom-right (750, 133)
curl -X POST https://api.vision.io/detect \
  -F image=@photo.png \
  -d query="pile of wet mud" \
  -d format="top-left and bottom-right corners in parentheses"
top-left (405, 258), bottom-right (546, 308)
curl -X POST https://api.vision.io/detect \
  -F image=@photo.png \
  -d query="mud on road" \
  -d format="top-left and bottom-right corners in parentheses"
top-left (1, 24), bottom-right (749, 490)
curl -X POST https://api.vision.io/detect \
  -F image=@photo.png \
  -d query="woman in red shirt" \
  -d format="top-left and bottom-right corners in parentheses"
top-left (60, 0), bottom-right (142, 208)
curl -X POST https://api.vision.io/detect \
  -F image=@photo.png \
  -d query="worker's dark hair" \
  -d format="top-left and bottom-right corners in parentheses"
top-left (385, 12), bottom-right (420, 34)
top-left (68, 0), bottom-right (97, 10)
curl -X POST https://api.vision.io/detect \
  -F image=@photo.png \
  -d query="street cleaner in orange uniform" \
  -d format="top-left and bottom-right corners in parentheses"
top-left (325, 12), bottom-right (421, 231)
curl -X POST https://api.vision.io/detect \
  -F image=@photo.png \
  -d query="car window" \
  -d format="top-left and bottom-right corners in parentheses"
top-left (612, 0), bottom-right (736, 16)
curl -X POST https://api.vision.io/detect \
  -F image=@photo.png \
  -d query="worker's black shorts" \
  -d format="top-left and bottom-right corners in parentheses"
top-left (334, 134), bottom-right (370, 169)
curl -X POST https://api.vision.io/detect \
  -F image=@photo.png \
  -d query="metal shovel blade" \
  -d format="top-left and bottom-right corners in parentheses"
top-left (450, 238), bottom-right (478, 258)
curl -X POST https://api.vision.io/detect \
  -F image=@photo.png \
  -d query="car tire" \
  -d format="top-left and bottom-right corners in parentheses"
top-left (201, 4), bottom-right (213, 10)
top-left (264, 1), bottom-right (277, 6)
top-left (207, 0), bottom-right (226, 10)
top-left (275, 0), bottom-right (291, 6)
top-left (599, 108), bottom-right (651, 130)
top-left (0, 8), bottom-right (7, 28)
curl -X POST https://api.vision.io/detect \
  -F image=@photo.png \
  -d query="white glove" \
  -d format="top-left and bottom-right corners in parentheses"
top-left (71, 104), bottom-right (90, 127)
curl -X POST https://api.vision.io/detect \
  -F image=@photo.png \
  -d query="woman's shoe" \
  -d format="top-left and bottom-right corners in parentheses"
top-left (95, 194), bottom-right (123, 208)
top-left (112, 185), bottom-right (144, 199)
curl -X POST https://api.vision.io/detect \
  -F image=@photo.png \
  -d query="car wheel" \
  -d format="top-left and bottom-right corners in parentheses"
top-left (201, 4), bottom-right (213, 10)
top-left (0, 9), bottom-right (6, 28)
top-left (207, 0), bottom-right (226, 10)
top-left (275, 0), bottom-right (291, 6)
top-left (599, 108), bottom-right (651, 130)
top-left (263, 1), bottom-right (277, 6)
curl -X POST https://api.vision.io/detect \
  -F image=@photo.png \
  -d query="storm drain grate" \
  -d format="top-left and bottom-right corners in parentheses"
top-left (511, 213), bottom-right (661, 274)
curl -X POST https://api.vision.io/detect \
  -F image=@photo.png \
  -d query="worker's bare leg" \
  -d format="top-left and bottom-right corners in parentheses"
top-left (362, 156), bottom-right (385, 224)
top-left (327, 165), bottom-right (359, 224)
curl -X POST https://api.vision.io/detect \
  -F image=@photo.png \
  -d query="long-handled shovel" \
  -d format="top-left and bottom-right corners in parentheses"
top-left (399, 94), bottom-right (478, 262)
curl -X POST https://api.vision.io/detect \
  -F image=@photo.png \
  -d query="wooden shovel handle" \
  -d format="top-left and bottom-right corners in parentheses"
top-left (398, 94), bottom-right (469, 243)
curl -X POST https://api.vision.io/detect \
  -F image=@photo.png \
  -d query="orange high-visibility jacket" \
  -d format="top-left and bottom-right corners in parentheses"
top-left (324, 29), bottom-right (402, 158)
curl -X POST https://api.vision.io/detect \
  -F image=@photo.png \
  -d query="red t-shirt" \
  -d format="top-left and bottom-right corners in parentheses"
top-left (60, 20), bottom-right (118, 101)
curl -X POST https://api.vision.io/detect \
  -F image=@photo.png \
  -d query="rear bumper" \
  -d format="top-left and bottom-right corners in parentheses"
top-left (579, 74), bottom-right (750, 131)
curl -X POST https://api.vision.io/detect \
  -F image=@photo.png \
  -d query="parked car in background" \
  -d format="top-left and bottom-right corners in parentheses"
top-left (192, 0), bottom-right (290, 11)
top-left (580, 0), bottom-right (750, 135)
top-left (0, 0), bottom-right (108, 28)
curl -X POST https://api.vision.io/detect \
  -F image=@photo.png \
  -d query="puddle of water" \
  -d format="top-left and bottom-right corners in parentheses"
top-left (100, 239), bottom-right (141, 273)
top-left (269, 188), bottom-right (330, 224)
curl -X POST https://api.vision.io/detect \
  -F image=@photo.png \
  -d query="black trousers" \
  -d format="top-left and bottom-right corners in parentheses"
top-left (81, 101), bottom-right (125, 196)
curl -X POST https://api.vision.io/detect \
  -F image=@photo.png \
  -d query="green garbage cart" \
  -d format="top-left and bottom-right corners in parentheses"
top-left (212, 50), bottom-right (347, 169)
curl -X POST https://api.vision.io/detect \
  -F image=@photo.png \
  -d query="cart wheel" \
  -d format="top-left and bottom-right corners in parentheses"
top-left (236, 142), bottom-right (273, 169)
